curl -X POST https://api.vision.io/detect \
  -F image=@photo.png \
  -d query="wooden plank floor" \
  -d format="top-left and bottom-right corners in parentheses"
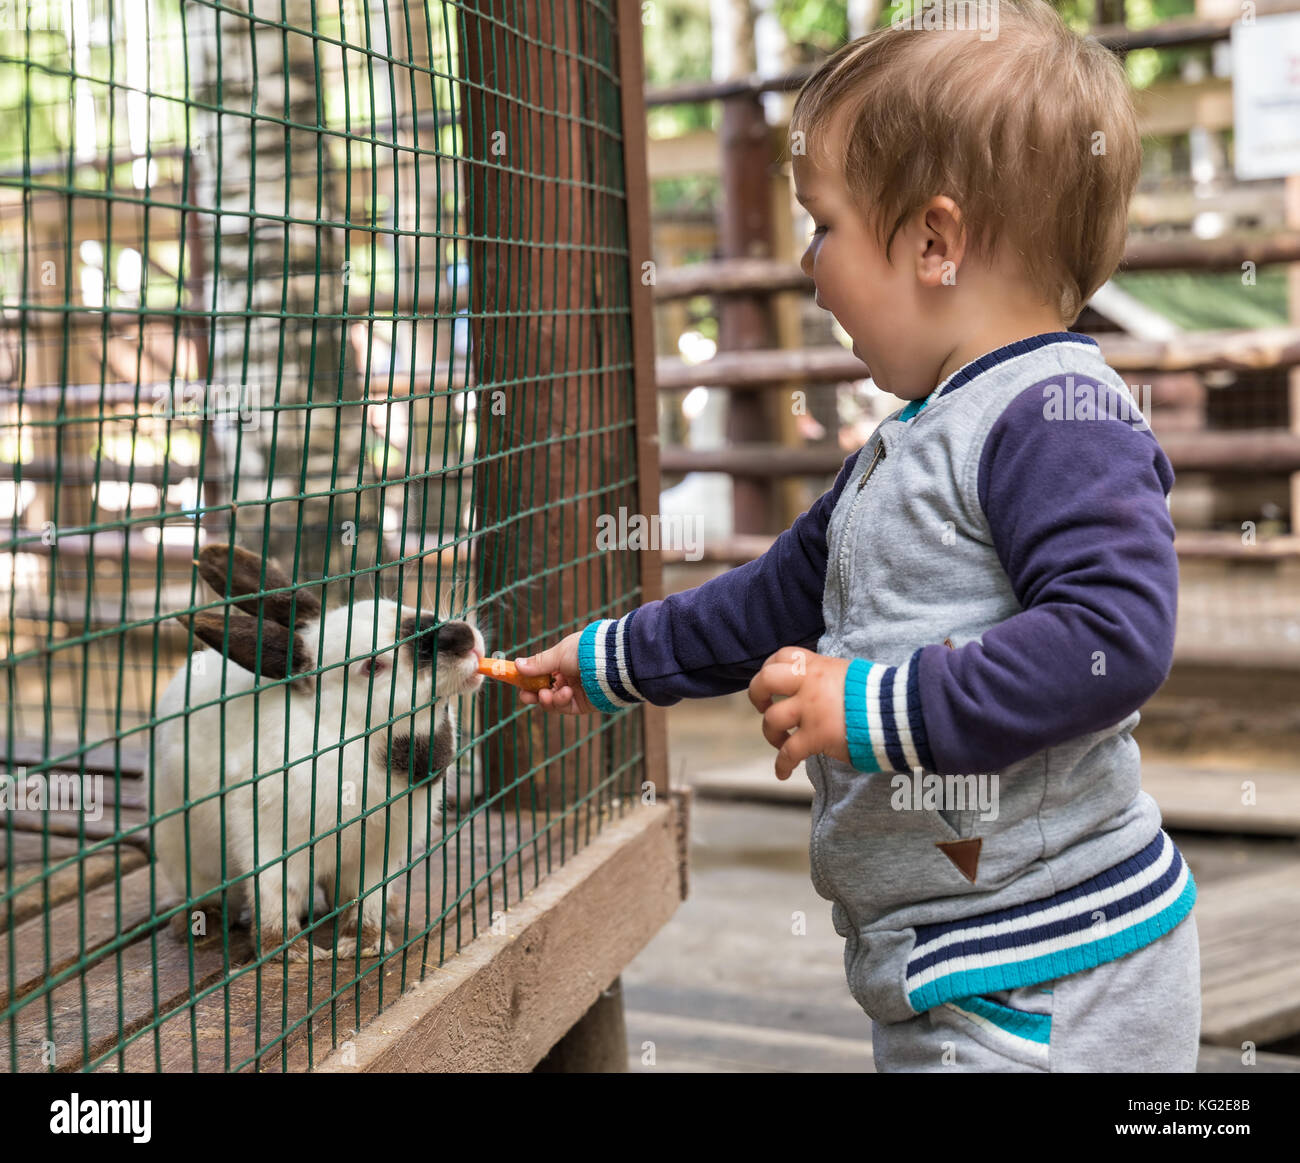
top-left (1193, 865), bottom-right (1300, 1047)
top-left (1142, 761), bottom-right (1300, 835)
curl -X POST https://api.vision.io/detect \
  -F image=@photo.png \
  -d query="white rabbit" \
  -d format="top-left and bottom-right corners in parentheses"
top-left (151, 544), bottom-right (485, 962)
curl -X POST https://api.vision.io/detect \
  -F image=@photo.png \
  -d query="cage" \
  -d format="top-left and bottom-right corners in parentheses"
top-left (1, 0), bottom-right (677, 1072)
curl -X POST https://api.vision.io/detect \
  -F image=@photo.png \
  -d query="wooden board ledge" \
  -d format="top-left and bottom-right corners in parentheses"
top-left (314, 798), bottom-right (681, 1073)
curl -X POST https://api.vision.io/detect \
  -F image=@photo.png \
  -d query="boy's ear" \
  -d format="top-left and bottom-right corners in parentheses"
top-left (186, 610), bottom-right (314, 693)
top-left (196, 543), bottom-right (322, 626)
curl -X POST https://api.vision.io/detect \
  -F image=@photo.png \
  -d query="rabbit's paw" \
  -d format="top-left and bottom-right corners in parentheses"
top-left (259, 924), bottom-right (319, 963)
top-left (333, 935), bottom-right (359, 957)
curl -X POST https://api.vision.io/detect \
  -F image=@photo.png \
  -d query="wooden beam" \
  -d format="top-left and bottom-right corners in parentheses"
top-left (660, 442), bottom-right (855, 476)
top-left (658, 529), bottom-right (1300, 565)
top-left (654, 257), bottom-right (812, 301)
top-left (1122, 230), bottom-right (1300, 271)
top-left (1101, 327), bottom-right (1300, 373)
top-left (651, 233), bottom-right (1300, 304)
top-left (1130, 184), bottom-right (1287, 228)
top-left (1133, 76), bottom-right (1232, 136)
top-left (657, 345), bottom-right (865, 390)
top-left (656, 329), bottom-right (1300, 390)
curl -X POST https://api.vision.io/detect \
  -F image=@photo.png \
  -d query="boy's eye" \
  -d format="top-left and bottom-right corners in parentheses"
top-left (810, 225), bottom-right (828, 238)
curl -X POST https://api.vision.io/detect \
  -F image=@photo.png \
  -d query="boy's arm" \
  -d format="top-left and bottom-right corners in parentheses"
top-left (578, 446), bottom-right (865, 711)
top-left (842, 381), bottom-right (1177, 776)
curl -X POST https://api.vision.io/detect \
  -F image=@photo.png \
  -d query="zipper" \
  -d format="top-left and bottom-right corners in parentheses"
top-left (857, 440), bottom-right (886, 490)
top-left (813, 432), bottom-right (891, 906)
top-left (836, 437), bottom-right (886, 600)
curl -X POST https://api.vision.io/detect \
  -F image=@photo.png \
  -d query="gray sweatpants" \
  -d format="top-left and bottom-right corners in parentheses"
top-left (871, 913), bottom-right (1201, 1072)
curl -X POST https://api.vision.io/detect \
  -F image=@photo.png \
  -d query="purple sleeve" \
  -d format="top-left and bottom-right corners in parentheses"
top-left (576, 447), bottom-right (864, 710)
top-left (913, 379), bottom-right (1178, 773)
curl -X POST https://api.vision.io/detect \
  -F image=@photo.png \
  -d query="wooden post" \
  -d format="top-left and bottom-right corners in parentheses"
top-left (718, 0), bottom-right (778, 536)
top-left (462, 2), bottom-right (601, 814)
top-left (770, 139), bottom-right (810, 530)
top-left (533, 977), bottom-right (630, 1072)
top-left (618, 0), bottom-right (671, 804)
top-left (462, 0), bottom-right (668, 818)
top-left (1287, 174), bottom-right (1300, 542)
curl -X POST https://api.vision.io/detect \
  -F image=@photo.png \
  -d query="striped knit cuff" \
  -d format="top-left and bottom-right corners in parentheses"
top-left (842, 649), bottom-right (935, 774)
top-left (577, 614), bottom-right (647, 713)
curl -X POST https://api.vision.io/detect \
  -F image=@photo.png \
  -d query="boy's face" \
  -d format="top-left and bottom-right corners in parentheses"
top-left (793, 134), bottom-right (939, 401)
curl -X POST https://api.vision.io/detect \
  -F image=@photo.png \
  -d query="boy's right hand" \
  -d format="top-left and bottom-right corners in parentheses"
top-left (514, 632), bottom-right (595, 714)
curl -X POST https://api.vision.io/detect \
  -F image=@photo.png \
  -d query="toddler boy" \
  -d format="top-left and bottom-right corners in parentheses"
top-left (515, 0), bottom-right (1199, 1072)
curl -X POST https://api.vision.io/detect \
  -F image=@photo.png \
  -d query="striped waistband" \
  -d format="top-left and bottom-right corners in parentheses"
top-left (905, 829), bottom-right (1196, 1015)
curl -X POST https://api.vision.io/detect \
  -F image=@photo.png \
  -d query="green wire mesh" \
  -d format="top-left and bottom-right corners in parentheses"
top-left (2, 0), bottom-right (648, 1071)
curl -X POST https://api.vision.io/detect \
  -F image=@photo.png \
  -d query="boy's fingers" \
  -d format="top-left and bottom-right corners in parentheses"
top-left (748, 662), bottom-right (800, 712)
top-left (775, 730), bottom-right (814, 781)
top-left (760, 697), bottom-right (801, 750)
top-left (515, 652), bottom-right (552, 673)
top-left (541, 685), bottom-right (575, 715)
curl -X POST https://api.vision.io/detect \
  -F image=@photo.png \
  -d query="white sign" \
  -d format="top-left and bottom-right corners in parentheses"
top-left (1232, 13), bottom-right (1300, 180)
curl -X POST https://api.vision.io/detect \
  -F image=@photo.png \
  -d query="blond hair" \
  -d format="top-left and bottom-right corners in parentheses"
top-left (788, 0), bottom-right (1141, 324)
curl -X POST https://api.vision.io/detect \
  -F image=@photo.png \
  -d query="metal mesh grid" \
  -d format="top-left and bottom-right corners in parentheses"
top-left (2, 0), bottom-right (649, 1071)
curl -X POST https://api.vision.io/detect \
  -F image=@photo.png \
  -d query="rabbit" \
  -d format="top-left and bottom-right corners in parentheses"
top-left (150, 543), bottom-right (485, 962)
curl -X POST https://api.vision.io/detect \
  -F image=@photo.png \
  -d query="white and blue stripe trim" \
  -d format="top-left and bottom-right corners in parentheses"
top-left (578, 614), bottom-right (647, 712)
top-left (843, 652), bottom-right (936, 774)
top-left (892, 334), bottom-right (1101, 424)
top-left (942, 996), bottom-right (1052, 1068)
top-left (906, 829), bottom-right (1196, 1014)
top-left (926, 331), bottom-right (1100, 409)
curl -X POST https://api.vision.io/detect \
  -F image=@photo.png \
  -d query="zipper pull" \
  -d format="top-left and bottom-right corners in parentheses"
top-left (857, 441), bottom-right (886, 490)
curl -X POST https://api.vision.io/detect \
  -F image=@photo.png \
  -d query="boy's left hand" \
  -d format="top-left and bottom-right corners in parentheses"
top-left (748, 648), bottom-right (852, 780)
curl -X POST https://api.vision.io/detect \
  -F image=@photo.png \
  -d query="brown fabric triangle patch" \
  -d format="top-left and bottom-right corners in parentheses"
top-left (936, 838), bottom-right (982, 883)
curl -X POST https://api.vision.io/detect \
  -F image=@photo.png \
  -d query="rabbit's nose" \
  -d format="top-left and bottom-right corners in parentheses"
top-left (436, 621), bottom-right (476, 657)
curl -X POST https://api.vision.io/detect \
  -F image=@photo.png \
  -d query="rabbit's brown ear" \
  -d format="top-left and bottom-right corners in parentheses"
top-left (184, 610), bottom-right (314, 692)
top-left (196, 543), bottom-right (322, 626)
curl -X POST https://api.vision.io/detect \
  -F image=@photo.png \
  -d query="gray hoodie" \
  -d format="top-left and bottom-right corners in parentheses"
top-left (579, 330), bottom-right (1196, 1022)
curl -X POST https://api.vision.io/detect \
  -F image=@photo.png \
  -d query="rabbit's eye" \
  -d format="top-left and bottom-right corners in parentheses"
top-left (357, 655), bottom-right (389, 678)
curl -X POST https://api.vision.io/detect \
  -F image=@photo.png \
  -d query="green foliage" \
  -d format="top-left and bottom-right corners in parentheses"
top-left (773, 0), bottom-right (850, 58)
top-left (643, 1), bottom-right (713, 141)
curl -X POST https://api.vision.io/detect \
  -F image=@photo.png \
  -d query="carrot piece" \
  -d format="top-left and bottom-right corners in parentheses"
top-left (476, 657), bottom-right (553, 691)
